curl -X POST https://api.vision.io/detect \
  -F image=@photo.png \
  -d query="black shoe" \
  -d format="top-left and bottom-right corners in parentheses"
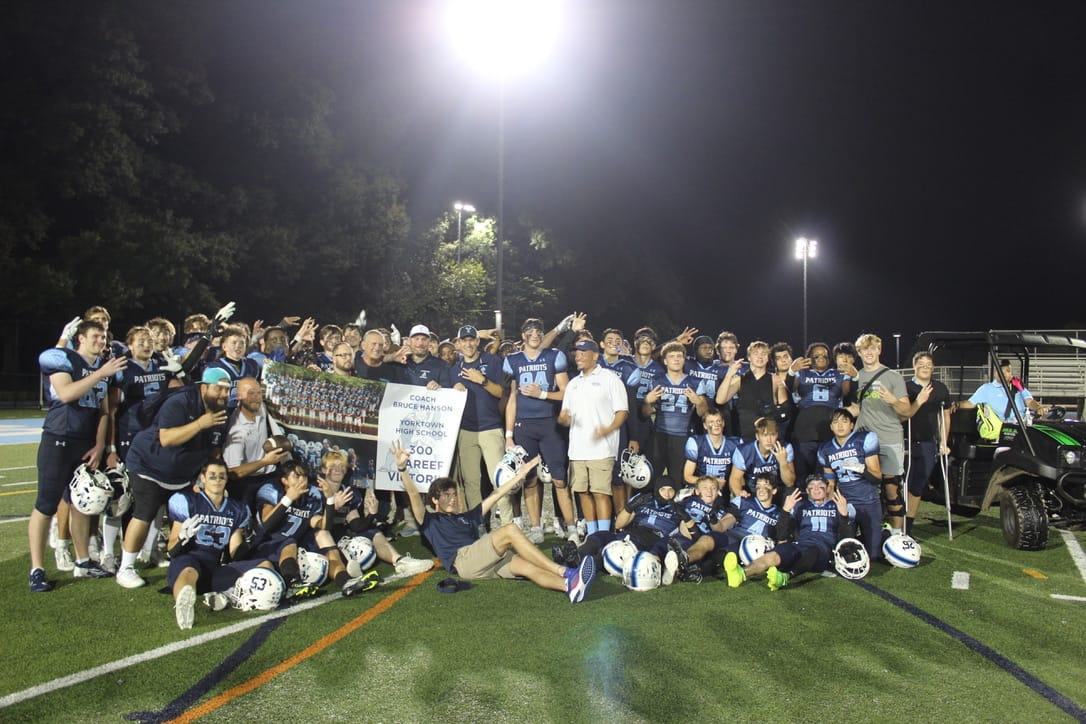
top-left (667, 536), bottom-right (689, 567)
top-left (679, 563), bottom-right (703, 584)
top-left (551, 540), bottom-right (579, 568)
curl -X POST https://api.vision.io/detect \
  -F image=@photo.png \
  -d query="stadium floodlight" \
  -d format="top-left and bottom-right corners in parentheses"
top-left (446, 0), bottom-right (562, 78)
top-left (795, 237), bottom-right (818, 349)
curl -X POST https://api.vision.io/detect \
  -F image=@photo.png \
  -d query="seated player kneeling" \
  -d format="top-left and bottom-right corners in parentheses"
top-left (394, 441), bottom-right (596, 603)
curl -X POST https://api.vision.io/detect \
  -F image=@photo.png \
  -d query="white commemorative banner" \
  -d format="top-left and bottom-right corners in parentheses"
top-left (375, 383), bottom-right (467, 493)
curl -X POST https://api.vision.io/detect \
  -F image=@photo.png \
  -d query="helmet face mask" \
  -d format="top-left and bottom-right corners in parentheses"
top-left (69, 464), bottom-right (113, 515)
top-left (619, 450), bottom-right (653, 489)
top-left (105, 464), bottom-right (132, 517)
top-left (833, 537), bottom-right (871, 580)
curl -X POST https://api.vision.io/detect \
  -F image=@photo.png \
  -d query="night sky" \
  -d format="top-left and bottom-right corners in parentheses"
top-left (365, 0), bottom-right (1086, 354)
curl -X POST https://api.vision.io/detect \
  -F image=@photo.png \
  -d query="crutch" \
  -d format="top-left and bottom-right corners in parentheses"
top-left (937, 401), bottom-right (954, 540)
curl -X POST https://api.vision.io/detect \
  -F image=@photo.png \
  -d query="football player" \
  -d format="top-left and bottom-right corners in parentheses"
top-left (724, 475), bottom-right (855, 590)
top-left (204, 325), bottom-right (261, 412)
top-left (683, 408), bottom-right (740, 488)
top-left (642, 341), bottom-right (707, 482)
top-left (819, 408), bottom-right (883, 559)
top-left (30, 319), bottom-right (127, 591)
top-left (167, 460), bottom-right (266, 629)
top-left (789, 342), bottom-right (851, 482)
top-left (728, 417), bottom-right (796, 498)
top-left (685, 474), bottom-right (784, 579)
top-left (716, 340), bottom-right (790, 442)
top-left (503, 317), bottom-right (574, 544)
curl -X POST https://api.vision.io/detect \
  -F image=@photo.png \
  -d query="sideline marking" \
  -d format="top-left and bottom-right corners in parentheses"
top-left (0, 490), bottom-right (33, 498)
top-left (0, 480), bottom-right (35, 488)
top-left (0, 576), bottom-right (422, 710)
top-left (166, 569), bottom-right (434, 723)
top-left (1050, 594), bottom-right (1086, 603)
top-left (951, 571), bottom-right (970, 590)
top-left (1058, 530), bottom-right (1086, 585)
top-left (0, 466), bottom-right (34, 472)
top-left (0, 517), bottom-right (30, 526)
top-left (857, 580), bottom-right (1086, 721)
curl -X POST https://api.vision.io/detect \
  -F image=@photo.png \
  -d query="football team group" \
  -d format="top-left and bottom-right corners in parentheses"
top-left (29, 303), bottom-right (955, 628)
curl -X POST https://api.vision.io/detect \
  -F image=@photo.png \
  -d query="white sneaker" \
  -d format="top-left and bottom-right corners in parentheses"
top-left (88, 536), bottom-right (101, 562)
top-left (394, 555), bottom-right (435, 576)
top-left (175, 585), bottom-right (196, 630)
top-left (551, 518), bottom-right (564, 536)
top-left (203, 592), bottom-right (229, 612)
top-left (54, 544), bottom-right (74, 572)
top-left (116, 565), bottom-right (146, 589)
top-left (100, 553), bottom-right (118, 574)
top-left (527, 526), bottom-right (545, 545)
top-left (662, 551), bottom-right (679, 586)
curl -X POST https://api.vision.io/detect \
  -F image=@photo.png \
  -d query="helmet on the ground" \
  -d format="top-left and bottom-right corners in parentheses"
top-left (296, 548), bottom-right (329, 586)
top-left (602, 538), bottom-right (639, 577)
top-left (232, 568), bottom-right (285, 611)
top-left (622, 550), bottom-right (662, 591)
top-left (834, 537), bottom-right (871, 580)
top-left (338, 535), bottom-right (377, 578)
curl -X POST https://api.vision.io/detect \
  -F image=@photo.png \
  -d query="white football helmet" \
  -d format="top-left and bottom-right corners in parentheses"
top-left (232, 568), bottom-right (285, 611)
top-left (882, 534), bottom-right (921, 568)
top-left (619, 450), bottom-right (653, 489)
top-left (739, 534), bottom-right (775, 567)
top-left (622, 550), bottom-right (662, 591)
top-left (833, 538), bottom-right (871, 580)
top-left (105, 464), bottom-right (132, 517)
top-left (338, 535), bottom-right (377, 578)
top-left (296, 549), bottom-right (329, 586)
top-left (602, 538), bottom-right (639, 577)
top-left (69, 464), bottom-right (113, 515)
top-left (494, 445), bottom-right (529, 492)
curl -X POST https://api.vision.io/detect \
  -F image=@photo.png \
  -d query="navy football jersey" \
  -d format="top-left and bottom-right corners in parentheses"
top-left (731, 440), bottom-right (794, 492)
top-left (681, 494), bottom-right (725, 535)
top-left (726, 496), bottom-right (783, 539)
top-left (168, 489), bottom-right (251, 556)
top-left (39, 347), bottom-right (108, 440)
top-left (113, 359), bottom-right (174, 450)
top-left (684, 434), bottom-right (741, 480)
top-left (256, 481), bottom-right (325, 540)
top-left (503, 348), bottom-right (567, 420)
top-left (791, 498), bottom-right (855, 550)
top-left (625, 491), bottom-right (683, 537)
top-left (650, 371), bottom-right (701, 436)
top-left (818, 430), bottom-right (880, 505)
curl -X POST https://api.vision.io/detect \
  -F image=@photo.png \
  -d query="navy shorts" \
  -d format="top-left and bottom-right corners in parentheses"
top-left (513, 418), bottom-right (568, 479)
top-left (775, 541), bottom-right (831, 573)
top-left (36, 432), bottom-right (91, 516)
top-left (168, 551), bottom-right (264, 593)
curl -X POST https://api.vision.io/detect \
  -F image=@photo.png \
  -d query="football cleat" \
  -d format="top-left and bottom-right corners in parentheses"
top-left (679, 562), bottom-right (704, 584)
top-left (526, 526), bottom-right (545, 545)
top-left (566, 555), bottom-right (596, 603)
top-left (29, 568), bottom-right (54, 593)
top-left (99, 553), bottom-right (118, 574)
top-left (667, 537), bottom-right (689, 567)
top-left (54, 544), bottom-right (74, 572)
top-left (551, 541), bottom-right (579, 568)
top-left (73, 559), bottom-right (114, 579)
top-left (285, 582), bottom-right (322, 600)
top-left (175, 585), bottom-right (196, 630)
top-left (662, 550), bottom-right (679, 586)
top-left (203, 592), bottom-right (229, 612)
top-left (723, 552), bottom-right (746, 588)
top-left (342, 570), bottom-right (382, 597)
top-left (766, 566), bottom-right (790, 591)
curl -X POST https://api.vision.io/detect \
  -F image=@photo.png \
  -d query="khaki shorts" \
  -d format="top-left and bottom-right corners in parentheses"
top-left (570, 458), bottom-right (615, 495)
top-left (452, 534), bottom-right (517, 580)
top-left (879, 442), bottom-right (905, 477)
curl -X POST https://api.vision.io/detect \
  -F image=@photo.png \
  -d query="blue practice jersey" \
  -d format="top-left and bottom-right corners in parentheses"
top-left (631, 358), bottom-right (665, 402)
top-left (113, 359), bottom-right (174, 450)
top-left (503, 348), bottom-right (567, 420)
top-left (726, 496), bottom-right (783, 539)
top-left (681, 494), bottom-right (725, 535)
top-left (732, 440), bottom-right (794, 492)
top-left (684, 434), bottom-right (741, 480)
top-left (168, 489), bottom-right (251, 557)
top-left (39, 347), bottom-right (108, 440)
top-left (650, 371), bottom-right (701, 436)
top-left (256, 481), bottom-right (325, 540)
top-left (625, 491), bottom-right (683, 537)
top-left (452, 352), bottom-right (504, 432)
top-left (818, 430), bottom-right (881, 506)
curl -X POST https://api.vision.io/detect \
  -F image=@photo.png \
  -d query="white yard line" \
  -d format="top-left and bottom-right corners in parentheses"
top-left (1058, 530), bottom-right (1086, 586)
top-left (0, 517), bottom-right (30, 526)
top-left (0, 466), bottom-right (34, 472)
top-left (1049, 594), bottom-right (1086, 603)
top-left (0, 481), bottom-right (35, 488)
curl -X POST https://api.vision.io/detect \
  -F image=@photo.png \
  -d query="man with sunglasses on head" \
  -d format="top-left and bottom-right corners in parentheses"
top-left (503, 318), bottom-right (575, 544)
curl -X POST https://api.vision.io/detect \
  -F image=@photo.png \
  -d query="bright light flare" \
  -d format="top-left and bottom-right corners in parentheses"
top-left (446, 0), bottom-right (562, 77)
top-left (454, 202), bottom-right (476, 212)
top-left (795, 237), bottom-right (818, 259)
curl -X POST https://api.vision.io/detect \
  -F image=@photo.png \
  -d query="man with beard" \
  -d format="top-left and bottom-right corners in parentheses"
top-left (116, 368), bottom-right (231, 589)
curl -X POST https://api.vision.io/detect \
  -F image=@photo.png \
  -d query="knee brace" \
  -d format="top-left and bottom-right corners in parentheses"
top-left (882, 477), bottom-right (905, 515)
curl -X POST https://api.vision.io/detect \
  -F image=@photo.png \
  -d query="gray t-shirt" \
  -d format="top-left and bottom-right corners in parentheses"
top-left (856, 366), bottom-right (905, 445)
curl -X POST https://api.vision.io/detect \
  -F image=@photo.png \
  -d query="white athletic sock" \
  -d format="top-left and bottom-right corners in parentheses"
top-left (142, 518), bottom-right (161, 554)
top-left (102, 516), bottom-right (122, 553)
top-left (121, 549), bottom-right (138, 570)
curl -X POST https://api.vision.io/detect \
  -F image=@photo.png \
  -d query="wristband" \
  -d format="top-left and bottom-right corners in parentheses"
top-left (538, 389), bottom-right (548, 400)
top-left (786, 369), bottom-right (796, 377)
top-left (326, 497), bottom-right (335, 506)
top-left (505, 431), bottom-right (514, 438)
top-left (280, 496), bottom-right (294, 508)
top-left (397, 466), bottom-right (407, 473)
top-left (106, 445), bottom-right (117, 453)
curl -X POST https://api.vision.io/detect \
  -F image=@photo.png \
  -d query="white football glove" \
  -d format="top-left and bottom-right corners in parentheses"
top-left (179, 516), bottom-right (202, 545)
top-left (389, 324), bottom-right (401, 346)
top-left (60, 316), bottom-right (82, 342)
top-left (556, 314), bottom-right (574, 334)
top-left (841, 459), bottom-right (866, 474)
top-left (355, 309), bottom-right (366, 328)
top-left (162, 348), bottom-right (184, 374)
top-left (210, 301), bottom-right (236, 335)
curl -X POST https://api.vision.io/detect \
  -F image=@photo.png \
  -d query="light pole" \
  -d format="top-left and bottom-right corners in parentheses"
top-left (794, 237), bottom-right (818, 350)
top-left (453, 202), bottom-right (475, 262)
top-left (893, 333), bottom-right (902, 368)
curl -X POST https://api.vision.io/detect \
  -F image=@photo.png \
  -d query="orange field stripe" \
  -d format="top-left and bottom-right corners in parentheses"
top-left (167, 568), bottom-right (435, 723)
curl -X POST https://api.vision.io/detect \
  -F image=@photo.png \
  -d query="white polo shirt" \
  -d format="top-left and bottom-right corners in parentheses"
top-left (222, 404), bottom-right (281, 476)
top-left (562, 364), bottom-right (629, 461)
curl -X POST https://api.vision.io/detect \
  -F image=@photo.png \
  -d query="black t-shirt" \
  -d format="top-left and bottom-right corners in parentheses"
top-left (354, 359), bottom-right (406, 384)
top-left (906, 379), bottom-right (951, 442)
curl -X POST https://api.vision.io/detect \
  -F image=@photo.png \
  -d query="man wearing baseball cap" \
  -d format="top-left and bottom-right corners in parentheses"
top-left (404, 324), bottom-right (451, 390)
top-left (559, 339), bottom-right (629, 539)
top-left (451, 324), bottom-right (511, 524)
top-left (116, 368), bottom-right (232, 589)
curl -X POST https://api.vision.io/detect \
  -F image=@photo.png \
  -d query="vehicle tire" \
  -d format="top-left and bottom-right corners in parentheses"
top-left (1000, 483), bottom-right (1049, 551)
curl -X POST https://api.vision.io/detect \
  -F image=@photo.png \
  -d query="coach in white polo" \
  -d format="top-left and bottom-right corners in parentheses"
top-left (558, 338), bottom-right (629, 540)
